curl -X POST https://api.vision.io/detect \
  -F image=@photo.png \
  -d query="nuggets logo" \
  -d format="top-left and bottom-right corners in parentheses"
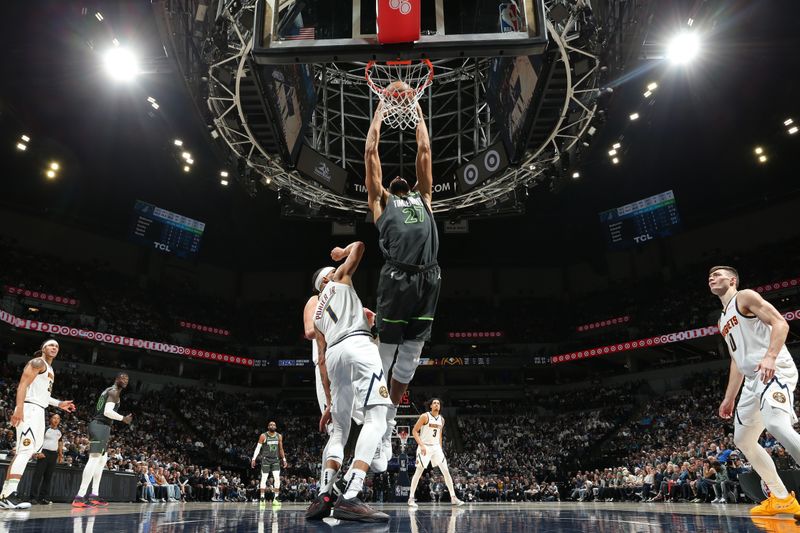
top-left (22, 438), bottom-right (31, 447)
top-left (773, 392), bottom-right (787, 404)
top-left (379, 386), bottom-right (389, 398)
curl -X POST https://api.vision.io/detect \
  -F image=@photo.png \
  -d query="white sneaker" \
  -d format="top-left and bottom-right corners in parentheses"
top-left (408, 499), bottom-right (418, 507)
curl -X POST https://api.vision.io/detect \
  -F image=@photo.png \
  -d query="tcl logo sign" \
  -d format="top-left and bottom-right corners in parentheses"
top-left (153, 242), bottom-right (172, 252)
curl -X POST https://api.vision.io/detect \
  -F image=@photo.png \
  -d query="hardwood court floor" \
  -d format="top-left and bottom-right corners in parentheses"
top-left (0, 501), bottom-right (797, 532)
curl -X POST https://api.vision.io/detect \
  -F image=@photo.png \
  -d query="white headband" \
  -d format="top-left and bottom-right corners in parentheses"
top-left (41, 339), bottom-right (59, 349)
top-left (315, 267), bottom-right (335, 292)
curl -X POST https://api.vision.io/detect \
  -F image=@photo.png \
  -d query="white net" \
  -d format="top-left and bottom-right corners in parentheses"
top-left (366, 60), bottom-right (434, 130)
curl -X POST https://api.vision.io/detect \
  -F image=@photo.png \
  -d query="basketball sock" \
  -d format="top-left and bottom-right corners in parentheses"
top-left (355, 405), bottom-right (388, 465)
top-left (763, 405), bottom-right (800, 479)
top-left (735, 419), bottom-right (789, 499)
top-left (440, 463), bottom-right (458, 500)
top-left (409, 466), bottom-right (424, 500)
top-left (77, 455), bottom-right (102, 497)
top-left (322, 468), bottom-right (338, 494)
top-left (343, 469), bottom-right (366, 499)
top-left (91, 454), bottom-right (108, 496)
top-left (1, 479), bottom-right (19, 498)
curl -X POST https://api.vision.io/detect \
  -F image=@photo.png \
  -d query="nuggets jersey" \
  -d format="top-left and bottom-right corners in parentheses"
top-left (314, 281), bottom-right (371, 347)
top-left (26, 359), bottom-right (54, 408)
top-left (718, 292), bottom-right (793, 379)
top-left (420, 412), bottom-right (443, 447)
top-left (312, 338), bottom-right (319, 365)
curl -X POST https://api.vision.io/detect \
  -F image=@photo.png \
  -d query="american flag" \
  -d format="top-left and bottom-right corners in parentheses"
top-left (284, 27), bottom-right (316, 40)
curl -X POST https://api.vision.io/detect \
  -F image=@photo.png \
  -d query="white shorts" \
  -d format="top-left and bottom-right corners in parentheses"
top-left (416, 445), bottom-right (446, 469)
top-left (736, 360), bottom-right (798, 427)
top-left (326, 335), bottom-right (392, 420)
top-left (316, 364), bottom-right (365, 429)
top-left (17, 402), bottom-right (46, 454)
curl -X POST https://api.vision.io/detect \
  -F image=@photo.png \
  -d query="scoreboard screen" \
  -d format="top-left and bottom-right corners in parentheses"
top-left (599, 190), bottom-right (681, 249)
top-left (130, 201), bottom-right (205, 258)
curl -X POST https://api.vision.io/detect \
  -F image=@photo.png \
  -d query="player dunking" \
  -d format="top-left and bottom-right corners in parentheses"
top-left (407, 398), bottom-right (463, 506)
top-left (365, 102), bottom-right (440, 468)
top-left (251, 421), bottom-right (287, 504)
top-left (1, 339), bottom-right (75, 510)
top-left (73, 373), bottom-right (133, 508)
top-left (304, 241), bottom-right (391, 523)
top-left (710, 266), bottom-right (800, 518)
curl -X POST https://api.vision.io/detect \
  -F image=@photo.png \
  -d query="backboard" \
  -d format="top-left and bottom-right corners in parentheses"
top-left (253, 0), bottom-right (547, 64)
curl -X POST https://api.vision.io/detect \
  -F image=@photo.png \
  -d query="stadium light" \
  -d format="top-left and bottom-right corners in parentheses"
top-left (112, 38), bottom-right (120, 48)
top-left (754, 146), bottom-right (764, 155)
top-left (666, 32), bottom-right (700, 64)
top-left (265, 177), bottom-right (272, 185)
top-left (643, 90), bottom-right (652, 98)
top-left (45, 169), bottom-right (56, 179)
top-left (181, 152), bottom-right (191, 160)
top-left (183, 165), bottom-right (190, 172)
top-left (758, 155), bottom-right (768, 163)
top-left (21, 135), bottom-right (30, 142)
top-left (611, 157), bottom-right (620, 165)
top-left (173, 139), bottom-right (183, 147)
top-left (790, 126), bottom-right (799, 135)
top-left (186, 158), bottom-right (194, 165)
top-left (572, 171), bottom-right (580, 179)
top-left (16, 142), bottom-right (27, 151)
top-left (49, 162), bottom-right (60, 170)
top-left (95, 12), bottom-right (104, 21)
top-left (612, 142), bottom-right (621, 149)
top-left (220, 170), bottom-right (229, 178)
top-left (647, 82), bottom-right (658, 91)
top-left (785, 118), bottom-right (794, 126)
top-left (629, 113), bottom-right (640, 121)
top-left (608, 149), bottom-right (617, 156)
top-left (103, 47), bottom-right (140, 81)
top-left (220, 179), bottom-right (229, 186)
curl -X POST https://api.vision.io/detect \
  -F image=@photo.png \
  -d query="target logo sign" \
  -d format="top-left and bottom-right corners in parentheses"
top-left (463, 164), bottom-right (479, 186)
top-left (484, 150), bottom-right (501, 172)
top-left (389, 0), bottom-right (412, 15)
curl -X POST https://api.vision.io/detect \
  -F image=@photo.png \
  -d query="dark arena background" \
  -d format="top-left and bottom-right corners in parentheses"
top-left (1, 1), bottom-right (800, 532)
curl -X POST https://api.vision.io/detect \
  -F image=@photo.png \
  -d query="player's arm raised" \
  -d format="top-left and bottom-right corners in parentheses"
top-left (11, 358), bottom-right (45, 426)
top-left (330, 241), bottom-right (365, 286)
top-left (303, 295), bottom-right (318, 340)
top-left (365, 102), bottom-right (387, 220)
top-left (738, 289), bottom-right (790, 383)
top-left (413, 103), bottom-right (433, 209)
top-left (316, 327), bottom-right (332, 433)
top-left (412, 413), bottom-right (428, 455)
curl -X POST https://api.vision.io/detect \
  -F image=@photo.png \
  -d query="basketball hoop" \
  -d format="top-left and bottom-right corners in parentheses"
top-left (366, 59), bottom-right (434, 130)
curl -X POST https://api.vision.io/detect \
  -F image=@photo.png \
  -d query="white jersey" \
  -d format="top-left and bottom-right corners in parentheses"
top-left (719, 292), bottom-right (794, 380)
top-left (314, 281), bottom-right (371, 348)
top-left (312, 338), bottom-right (319, 365)
top-left (420, 412), bottom-right (443, 447)
top-left (26, 358), bottom-right (54, 408)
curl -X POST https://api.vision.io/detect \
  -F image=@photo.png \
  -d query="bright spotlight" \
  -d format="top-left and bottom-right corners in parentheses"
top-left (186, 158), bottom-right (194, 165)
top-left (220, 179), bottom-right (229, 186)
top-left (220, 171), bottom-right (229, 178)
top-left (611, 157), bottom-right (620, 165)
top-left (265, 177), bottom-right (272, 185)
top-left (666, 32), bottom-right (700, 64)
top-left (181, 152), bottom-right (191, 160)
top-left (50, 162), bottom-right (60, 170)
top-left (571, 171), bottom-right (580, 179)
top-left (612, 142), bottom-right (621, 149)
top-left (647, 82), bottom-right (658, 91)
top-left (183, 165), bottom-right (191, 172)
top-left (643, 90), bottom-right (652, 98)
top-left (174, 139), bottom-right (183, 147)
top-left (21, 134), bottom-right (30, 142)
top-left (103, 47), bottom-right (140, 81)
top-left (754, 147), bottom-right (763, 155)
top-left (16, 142), bottom-right (27, 151)
top-left (45, 169), bottom-right (56, 179)
top-left (629, 113), bottom-right (640, 121)
top-left (785, 118), bottom-right (794, 126)
top-left (95, 12), bottom-right (104, 22)
top-left (608, 149), bottom-right (617, 156)
top-left (789, 126), bottom-right (799, 135)
top-left (758, 155), bottom-right (768, 163)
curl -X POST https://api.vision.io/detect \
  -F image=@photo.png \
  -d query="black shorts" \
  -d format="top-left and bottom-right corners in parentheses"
top-left (376, 262), bottom-right (441, 344)
top-left (88, 420), bottom-right (111, 455)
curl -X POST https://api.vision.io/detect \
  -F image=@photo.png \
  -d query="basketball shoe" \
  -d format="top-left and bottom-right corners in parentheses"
top-left (750, 491), bottom-right (800, 516)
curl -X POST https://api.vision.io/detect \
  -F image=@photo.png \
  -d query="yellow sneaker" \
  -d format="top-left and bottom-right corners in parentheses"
top-left (751, 517), bottom-right (800, 533)
top-left (750, 491), bottom-right (800, 516)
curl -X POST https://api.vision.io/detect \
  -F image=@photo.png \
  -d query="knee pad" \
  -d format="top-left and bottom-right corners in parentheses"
top-left (379, 343), bottom-right (398, 379)
top-left (392, 341), bottom-right (424, 384)
top-left (326, 429), bottom-right (345, 464)
top-left (259, 472), bottom-right (269, 489)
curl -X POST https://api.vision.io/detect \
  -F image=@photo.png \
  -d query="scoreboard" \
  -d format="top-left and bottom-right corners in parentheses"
top-left (130, 200), bottom-right (205, 258)
top-left (599, 190), bottom-right (681, 249)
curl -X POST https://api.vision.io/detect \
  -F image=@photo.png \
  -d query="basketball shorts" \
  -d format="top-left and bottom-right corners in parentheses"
top-left (88, 421), bottom-right (112, 455)
top-left (736, 359), bottom-right (798, 427)
top-left (261, 461), bottom-right (281, 474)
top-left (376, 263), bottom-right (441, 344)
top-left (416, 445), bottom-right (446, 470)
top-left (316, 362), bottom-right (365, 428)
top-left (326, 335), bottom-right (393, 421)
top-left (16, 402), bottom-right (46, 454)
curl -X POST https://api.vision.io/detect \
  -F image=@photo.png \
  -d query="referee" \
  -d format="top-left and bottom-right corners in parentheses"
top-left (30, 414), bottom-right (63, 505)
